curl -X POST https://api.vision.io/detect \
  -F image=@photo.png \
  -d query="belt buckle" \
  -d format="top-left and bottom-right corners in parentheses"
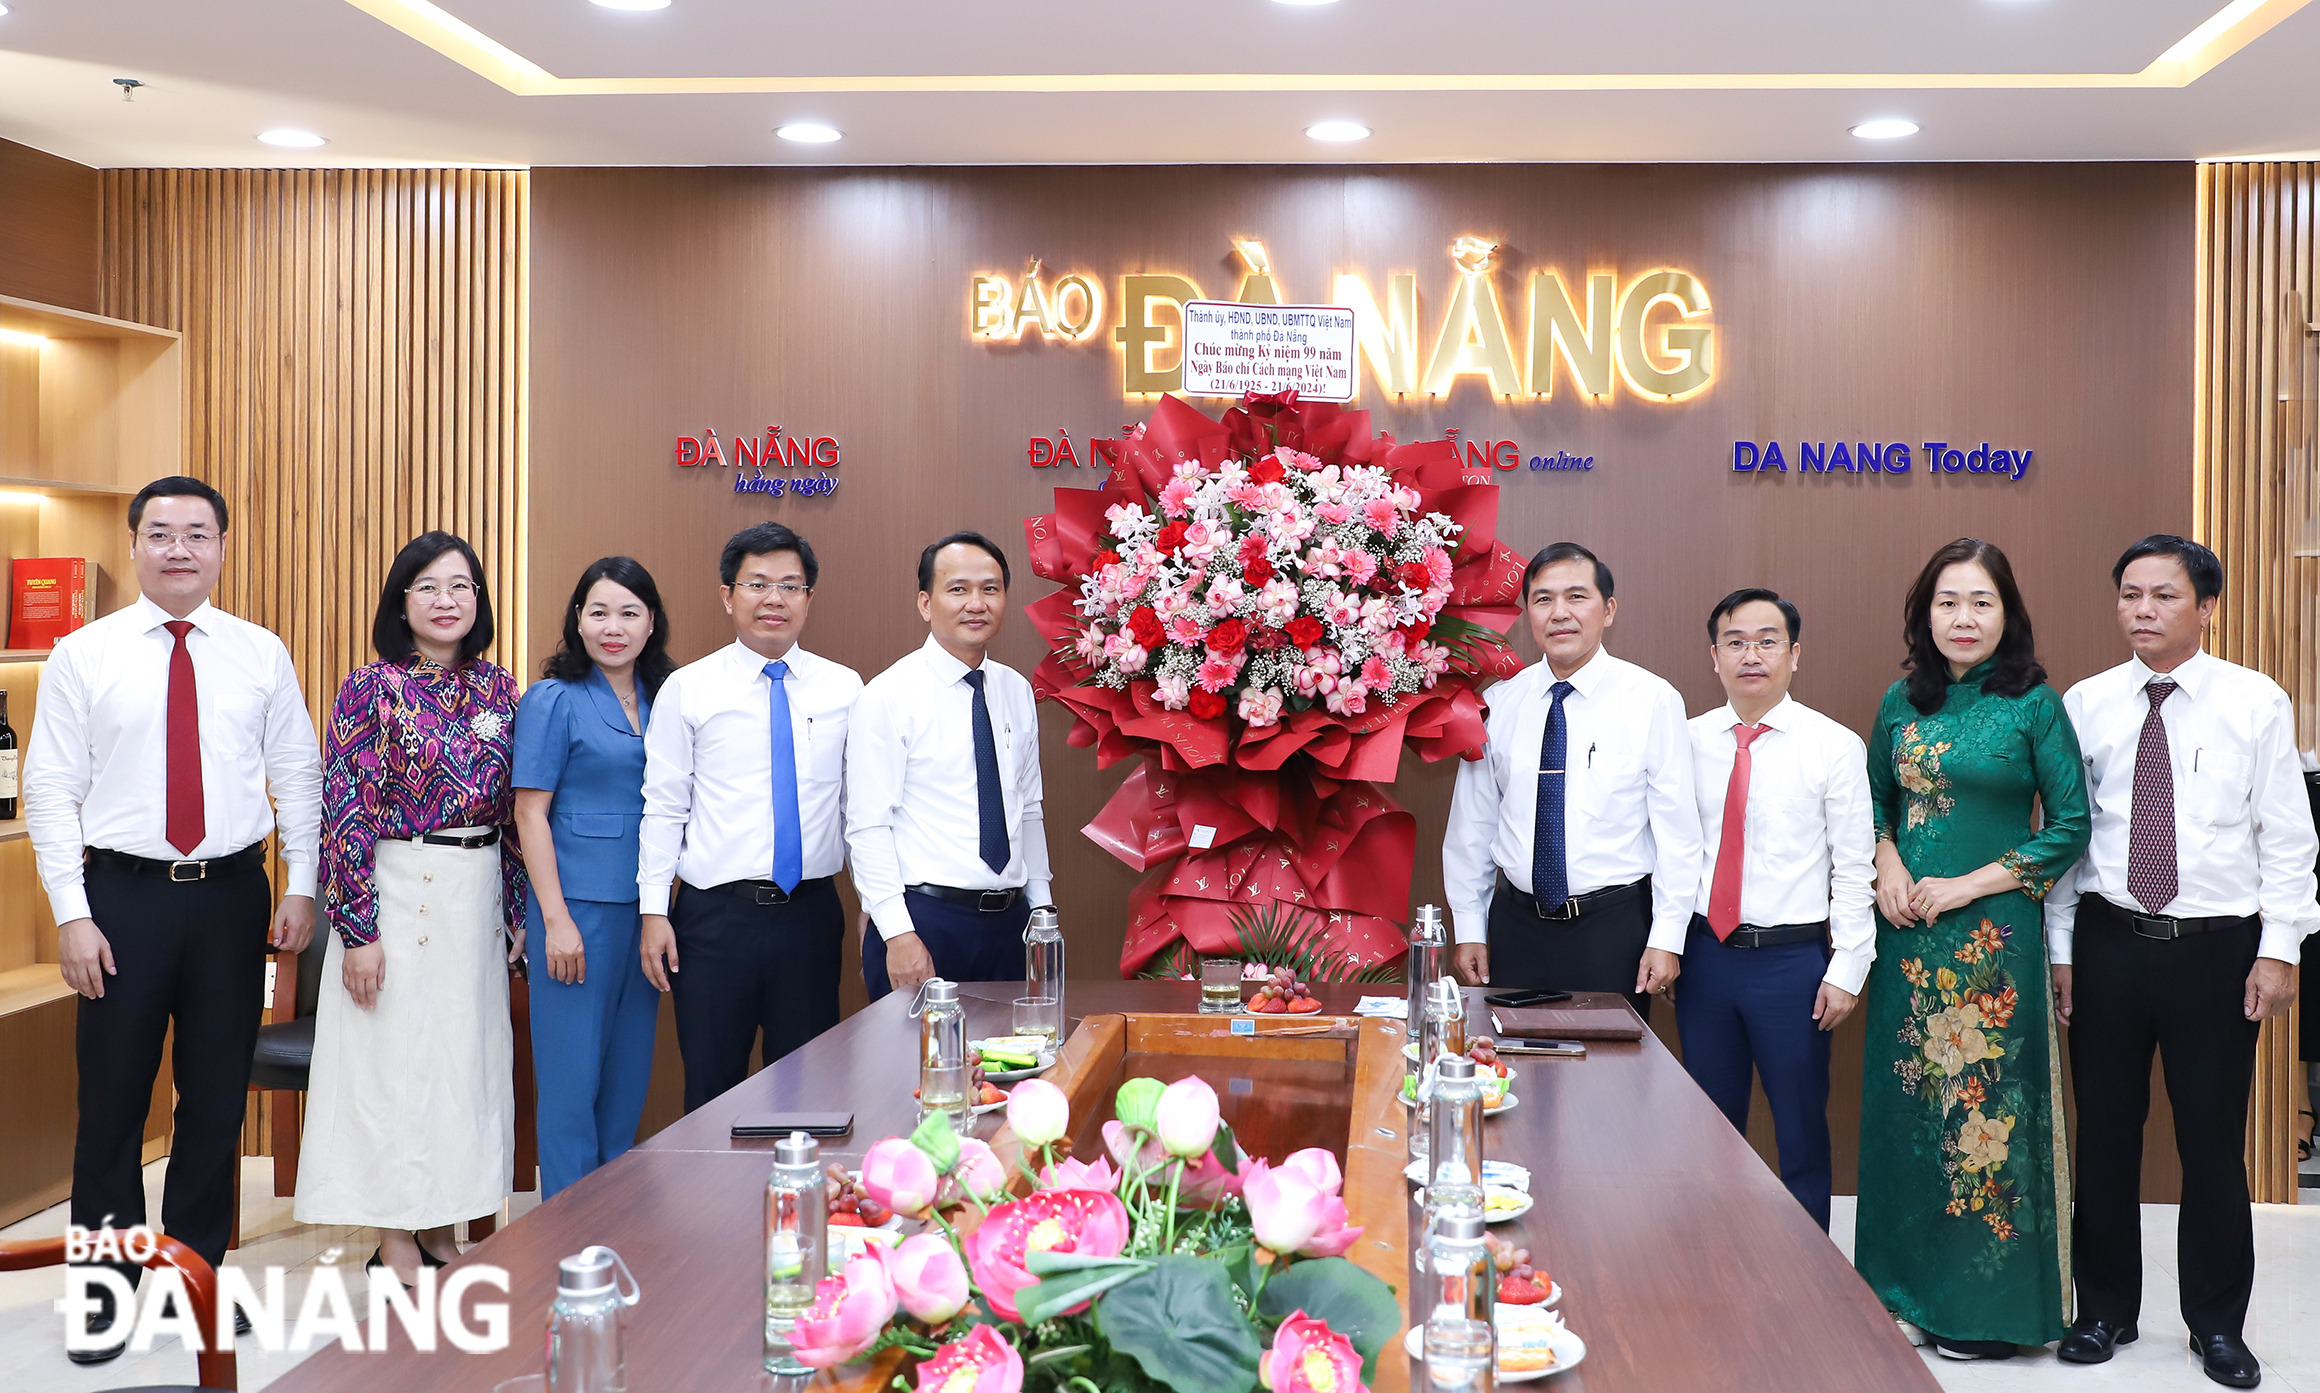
top-left (978, 889), bottom-right (1014, 912)
top-left (752, 884), bottom-right (790, 906)
top-left (168, 859), bottom-right (207, 883)
top-left (1538, 897), bottom-right (1579, 921)
top-left (2128, 912), bottom-right (2179, 941)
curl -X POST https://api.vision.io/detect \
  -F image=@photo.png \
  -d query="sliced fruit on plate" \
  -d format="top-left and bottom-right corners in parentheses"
top-left (1497, 1273), bottom-right (1550, 1304)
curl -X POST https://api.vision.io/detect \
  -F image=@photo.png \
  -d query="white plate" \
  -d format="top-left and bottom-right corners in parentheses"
top-left (1402, 1319), bottom-right (1584, 1381)
top-left (1482, 1188), bottom-right (1535, 1224)
top-left (1405, 1159), bottom-right (1531, 1190)
top-left (972, 1094), bottom-right (1009, 1116)
top-left (969, 1041), bottom-right (1057, 1082)
top-left (1401, 1090), bottom-right (1517, 1116)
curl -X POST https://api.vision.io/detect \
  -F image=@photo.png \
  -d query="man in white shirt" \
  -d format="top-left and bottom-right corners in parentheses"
top-left (848, 532), bottom-right (1053, 1000)
top-left (24, 476), bottom-right (321, 1362)
top-left (1444, 542), bottom-right (1703, 1015)
top-left (1674, 589), bottom-right (1874, 1232)
top-left (639, 522), bottom-right (862, 1112)
top-left (2046, 536), bottom-right (2313, 1389)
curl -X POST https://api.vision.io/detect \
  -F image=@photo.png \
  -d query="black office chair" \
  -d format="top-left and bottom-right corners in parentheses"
top-left (248, 935), bottom-right (329, 1200)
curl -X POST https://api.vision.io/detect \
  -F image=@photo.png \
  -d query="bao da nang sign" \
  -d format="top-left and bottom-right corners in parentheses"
top-left (968, 239), bottom-right (1715, 405)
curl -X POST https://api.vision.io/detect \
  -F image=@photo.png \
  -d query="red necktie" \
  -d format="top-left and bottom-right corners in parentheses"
top-left (164, 619), bottom-right (206, 856)
top-left (1706, 723), bottom-right (1766, 940)
top-left (2127, 679), bottom-right (2179, 914)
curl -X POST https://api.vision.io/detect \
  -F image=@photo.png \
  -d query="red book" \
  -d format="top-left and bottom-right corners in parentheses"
top-left (11, 557), bottom-right (90, 649)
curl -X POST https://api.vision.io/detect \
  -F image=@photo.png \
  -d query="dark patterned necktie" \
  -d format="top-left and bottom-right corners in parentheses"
top-left (2127, 678), bottom-right (2179, 914)
top-left (966, 669), bottom-right (1009, 873)
top-left (1532, 680), bottom-right (1575, 910)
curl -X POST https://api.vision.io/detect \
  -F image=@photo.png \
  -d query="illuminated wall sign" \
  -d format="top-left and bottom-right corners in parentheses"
top-left (1733, 439), bottom-right (2034, 482)
top-left (673, 425), bottom-right (843, 498)
top-left (1178, 301), bottom-right (1356, 402)
top-left (968, 238), bottom-right (1714, 405)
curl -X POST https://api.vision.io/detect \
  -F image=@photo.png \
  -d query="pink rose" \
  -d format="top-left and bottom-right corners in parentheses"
top-left (1153, 671), bottom-right (1192, 710)
top-left (1260, 1312), bottom-right (1365, 1393)
top-left (790, 1246), bottom-right (898, 1368)
top-left (861, 1136), bottom-right (940, 1216)
top-left (914, 1323), bottom-right (1024, 1393)
top-left (963, 1189), bottom-right (1132, 1322)
top-left (889, 1232), bottom-right (970, 1324)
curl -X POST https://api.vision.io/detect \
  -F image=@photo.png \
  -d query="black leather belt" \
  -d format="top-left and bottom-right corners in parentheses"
top-left (1498, 873), bottom-right (1648, 922)
top-left (2089, 895), bottom-right (2256, 942)
top-left (411, 827), bottom-right (500, 850)
top-left (1690, 912), bottom-right (1828, 948)
top-left (908, 883), bottom-right (1022, 913)
top-left (85, 843), bottom-right (267, 883)
top-left (692, 875), bottom-right (831, 906)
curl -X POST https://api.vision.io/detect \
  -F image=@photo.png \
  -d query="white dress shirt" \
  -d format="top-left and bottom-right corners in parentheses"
top-left (1443, 647), bottom-right (1704, 951)
top-left (23, 594), bottom-right (322, 925)
top-left (1685, 696), bottom-right (1878, 993)
top-left (638, 640), bottom-right (861, 915)
top-left (847, 635), bottom-right (1054, 941)
top-left (2046, 649), bottom-right (2319, 965)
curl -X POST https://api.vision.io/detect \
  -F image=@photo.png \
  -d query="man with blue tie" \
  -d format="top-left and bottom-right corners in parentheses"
top-left (639, 523), bottom-right (862, 1111)
top-left (848, 532), bottom-right (1053, 1000)
top-left (1443, 542), bottom-right (1703, 1014)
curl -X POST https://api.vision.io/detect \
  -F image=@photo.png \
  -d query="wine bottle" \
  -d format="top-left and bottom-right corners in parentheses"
top-left (0, 689), bottom-right (19, 820)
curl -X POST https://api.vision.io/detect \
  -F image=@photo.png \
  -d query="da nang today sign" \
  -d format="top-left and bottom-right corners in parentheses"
top-left (968, 238), bottom-right (1715, 405)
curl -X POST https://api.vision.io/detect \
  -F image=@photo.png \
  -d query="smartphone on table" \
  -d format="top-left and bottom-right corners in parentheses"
top-left (1483, 988), bottom-right (1572, 1008)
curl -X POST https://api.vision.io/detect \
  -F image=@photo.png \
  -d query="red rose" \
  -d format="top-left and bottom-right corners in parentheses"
top-left (1206, 618), bottom-right (1249, 654)
top-left (1398, 561), bottom-right (1433, 590)
top-left (1188, 689), bottom-right (1227, 720)
top-left (1154, 521), bottom-right (1190, 556)
top-left (1128, 605), bottom-right (1164, 648)
top-left (1238, 531), bottom-right (1269, 561)
top-left (1248, 455), bottom-right (1286, 485)
top-left (1285, 615), bottom-right (1325, 649)
top-left (1244, 557), bottom-right (1276, 587)
top-left (1400, 616), bottom-right (1432, 644)
top-left (1091, 549), bottom-right (1122, 571)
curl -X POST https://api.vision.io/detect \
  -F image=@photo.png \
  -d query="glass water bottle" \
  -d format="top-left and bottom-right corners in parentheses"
top-left (1023, 906), bottom-right (1065, 1048)
top-left (918, 978), bottom-right (968, 1133)
top-left (1427, 1054), bottom-right (1487, 1216)
top-left (1410, 976), bottom-right (1466, 1166)
top-left (547, 1245), bottom-right (641, 1393)
top-left (763, 1131), bottom-right (827, 1375)
top-left (1424, 1208), bottom-right (1495, 1391)
top-left (1405, 905), bottom-right (1446, 1043)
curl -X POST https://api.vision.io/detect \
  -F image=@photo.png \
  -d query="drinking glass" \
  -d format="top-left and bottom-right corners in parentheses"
top-left (1423, 1317), bottom-right (1496, 1390)
top-left (1199, 958), bottom-right (1244, 1014)
top-left (1011, 995), bottom-right (1061, 1048)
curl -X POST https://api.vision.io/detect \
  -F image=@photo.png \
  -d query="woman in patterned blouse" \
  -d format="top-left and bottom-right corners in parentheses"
top-left (293, 531), bottom-right (529, 1288)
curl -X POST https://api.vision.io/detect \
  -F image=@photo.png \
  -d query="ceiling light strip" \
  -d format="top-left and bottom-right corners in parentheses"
top-left (340, 0), bottom-right (2307, 97)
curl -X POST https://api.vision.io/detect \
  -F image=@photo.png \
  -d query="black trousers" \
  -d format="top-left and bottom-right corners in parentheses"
top-left (1484, 878), bottom-right (1653, 1018)
top-left (861, 890), bottom-right (1033, 1002)
top-left (667, 876), bottom-right (842, 1114)
top-left (2068, 897), bottom-right (2264, 1337)
top-left (72, 855), bottom-right (271, 1292)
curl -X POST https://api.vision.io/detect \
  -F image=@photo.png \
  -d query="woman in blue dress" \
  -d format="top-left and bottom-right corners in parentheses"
top-left (512, 556), bottom-right (675, 1198)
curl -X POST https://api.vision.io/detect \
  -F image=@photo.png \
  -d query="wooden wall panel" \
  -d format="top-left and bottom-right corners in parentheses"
top-left (99, 168), bottom-right (530, 1153)
top-left (0, 138), bottom-right (99, 315)
top-left (2194, 161), bottom-right (2317, 1204)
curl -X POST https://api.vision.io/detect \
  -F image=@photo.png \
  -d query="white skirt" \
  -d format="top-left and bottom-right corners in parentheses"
top-left (295, 833), bottom-right (514, 1229)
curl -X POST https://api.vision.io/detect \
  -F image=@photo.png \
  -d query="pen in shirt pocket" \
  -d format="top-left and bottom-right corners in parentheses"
top-left (1587, 743), bottom-right (1596, 768)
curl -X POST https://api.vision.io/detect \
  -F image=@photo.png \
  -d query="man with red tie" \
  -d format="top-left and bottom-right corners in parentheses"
top-left (1673, 588), bottom-right (1875, 1231)
top-left (23, 476), bottom-right (321, 1363)
top-left (2046, 537), bottom-right (2312, 1389)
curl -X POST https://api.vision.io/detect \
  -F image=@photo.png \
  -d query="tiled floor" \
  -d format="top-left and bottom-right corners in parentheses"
top-left (1, 1158), bottom-right (2313, 1390)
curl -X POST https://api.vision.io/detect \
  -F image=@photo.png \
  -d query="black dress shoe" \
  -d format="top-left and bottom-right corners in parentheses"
top-left (365, 1246), bottom-right (411, 1289)
top-left (2191, 1333), bottom-right (2261, 1388)
top-left (66, 1307), bottom-right (127, 1365)
top-left (2057, 1317), bottom-right (2138, 1364)
top-left (1929, 1335), bottom-right (2018, 1360)
top-left (235, 1303), bottom-right (253, 1336)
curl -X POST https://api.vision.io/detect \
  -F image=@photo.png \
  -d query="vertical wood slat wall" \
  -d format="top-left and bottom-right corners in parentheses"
top-left (97, 169), bottom-right (530, 1156)
top-left (2193, 161), bottom-right (2315, 1205)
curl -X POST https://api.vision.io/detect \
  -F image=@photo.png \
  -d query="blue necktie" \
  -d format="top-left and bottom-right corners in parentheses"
top-left (965, 669), bottom-right (1009, 874)
top-left (1532, 680), bottom-right (1575, 910)
top-left (764, 660), bottom-right (803, 893)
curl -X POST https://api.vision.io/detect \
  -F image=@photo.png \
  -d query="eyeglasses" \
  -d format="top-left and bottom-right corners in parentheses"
top-left (731, 581), bottom-right (811, 598)
top-left (1718, 638), bottom-right (1788, 656)
top-left (407, 580), bottom-right (479, 602)
top-left (140, 530), bottom-right (218, 552)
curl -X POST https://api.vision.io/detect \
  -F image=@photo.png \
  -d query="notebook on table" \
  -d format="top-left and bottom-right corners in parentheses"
top-left (1490, 998), bottom-right (1647, 1041)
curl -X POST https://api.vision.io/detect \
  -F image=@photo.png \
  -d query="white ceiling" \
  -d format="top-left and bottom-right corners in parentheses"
top-left (0, 0), bottom-right (2314, 169)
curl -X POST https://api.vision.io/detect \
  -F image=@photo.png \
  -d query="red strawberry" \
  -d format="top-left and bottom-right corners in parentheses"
top-left (829, 1213), bottom-right (866, 1228)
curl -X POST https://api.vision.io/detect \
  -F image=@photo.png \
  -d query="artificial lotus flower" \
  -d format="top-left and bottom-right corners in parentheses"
top-left (1276, 1150), bottom-right (1362, 1258)
top-left (1259, 1311), bottom-right (1366, 1393)
top-left (1241, 1158), bottom-right (1326, 1255)
top-left (1005, 1078), bottom-right (1070, 1148)
top-left (963, 1189), bottom-right (1132, 1322)
top-left (889, 1232), bottom-right (970, 1324)
top-left (1035, 1154), bottom-right (1119, 1193)
top-left (1112, 1076), bottom-right (1164, 1133)
top-left (1102, 1120), bottom-right (1246, 1202)
top-left (861, 1136), bottom-right (940, 1216)
top-left (1154, 1076), bottom-right (1221, 1158)
top-left (789, 1247), bottom-right (898, 1369)
top-left (951, 1138), bottom-right (1008, 1201)
top-left (913, 1323), bottom-right (1025, 1393)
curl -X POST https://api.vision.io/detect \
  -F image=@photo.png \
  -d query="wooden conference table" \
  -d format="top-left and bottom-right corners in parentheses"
top-left (266, 980), bottom-right (1936, 1393)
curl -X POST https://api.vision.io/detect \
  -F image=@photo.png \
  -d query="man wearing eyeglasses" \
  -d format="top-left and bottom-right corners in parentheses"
top-left (24, 475), bottom-right (322, 1361)
top-left (1673, 587), bottom-right (1875, 1231)
top-left (847, 532), bottom-right (1053, 1000)
top-left (638, 522), bottom-right (862, 1111)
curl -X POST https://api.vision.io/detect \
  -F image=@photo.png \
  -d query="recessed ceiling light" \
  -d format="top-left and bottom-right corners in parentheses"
top-left (590, 0), bottom-right (672, 9)
top-left (1305, 121), bottom-right (1371, 142)
top-left (1850, 118), bottom-right (1920, 140)
top-left (257, 129), bottom-right (329, 148)
top-left (776, 123), bottom-right (843, 143)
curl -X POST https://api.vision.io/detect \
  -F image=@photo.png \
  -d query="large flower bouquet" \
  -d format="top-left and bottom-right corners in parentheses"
top-left (1025, 392), bottom-right (1524, 974)
top-left (791, 1076), bottom-right (1402, 1393)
